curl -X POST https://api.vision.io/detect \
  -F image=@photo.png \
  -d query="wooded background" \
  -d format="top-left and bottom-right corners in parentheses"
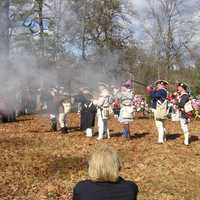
top-left (0, 0), bottom-right (200, 94)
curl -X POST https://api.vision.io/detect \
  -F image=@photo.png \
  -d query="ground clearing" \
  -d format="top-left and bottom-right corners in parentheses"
top-left (0, 114), bottom-right (200, 200)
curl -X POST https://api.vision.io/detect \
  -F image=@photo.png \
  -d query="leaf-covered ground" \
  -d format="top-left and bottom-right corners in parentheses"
top-left (0, 113), bottom-right (200, 200)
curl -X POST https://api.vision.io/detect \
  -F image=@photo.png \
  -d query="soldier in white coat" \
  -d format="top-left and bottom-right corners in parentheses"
top-left (57, 91), bottom-right (71, 133)
top-left (117, 80), bottom-right (134, 139)
top-left (95, 83), bottom-right (112, 140)
top-left (47, 87), bottom-right (59, 131)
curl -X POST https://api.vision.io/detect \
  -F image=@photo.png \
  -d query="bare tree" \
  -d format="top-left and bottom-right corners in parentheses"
top-left (35, 0), bottom-right (45, 56)
top-left (142, 0), bottom-right (195, 79)
top-left (81, 0), bottom-right (87, 60)
top-left (67, 0), bottom-right (135, 58)
top-left (0, 0), bottom-right (10, 57)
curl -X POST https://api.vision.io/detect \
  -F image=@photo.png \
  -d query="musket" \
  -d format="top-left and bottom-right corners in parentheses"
top-left (132, 80), bottom-right (147, 87)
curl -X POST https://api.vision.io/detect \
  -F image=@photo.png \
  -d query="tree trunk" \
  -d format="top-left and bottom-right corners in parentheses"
top-left (81, 0), bottom-right (87, 60)
top-left (54, 0), bottom-right (62, 62)
top-left (0, 0), bottom-right (10, 57)
top-left (37, 0), bottom-right (45, 57)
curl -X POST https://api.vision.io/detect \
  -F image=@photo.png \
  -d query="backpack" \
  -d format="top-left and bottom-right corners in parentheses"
top-left (120, 106), bottom-right (134, 119)
top-left (184, 100), bottom-right (193, 113)
top-left (101, 96), bottom-right (112, 119)
top-left (62, 99), bottom-right (71, 114)
top-left (171, 110), bottom-right (180, 121)
top-left (154, 100), bottom-right (169, 120)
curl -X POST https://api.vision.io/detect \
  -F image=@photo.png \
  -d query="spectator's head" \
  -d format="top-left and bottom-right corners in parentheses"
top-left (88, 145), bottom-right (121, 182)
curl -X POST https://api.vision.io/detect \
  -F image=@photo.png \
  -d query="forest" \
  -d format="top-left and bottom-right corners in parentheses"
top-left (0, 0), bottom-right (200, 93)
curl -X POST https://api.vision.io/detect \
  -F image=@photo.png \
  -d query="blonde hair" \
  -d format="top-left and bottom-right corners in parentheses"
top-left (88, 145), bottom-right (121, 182)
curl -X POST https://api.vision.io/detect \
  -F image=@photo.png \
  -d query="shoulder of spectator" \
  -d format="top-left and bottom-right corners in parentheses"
top-left (119, 177), bottom-right (139, 192)
top-left (125, 180), bottom-right (139, 191)
top-left (74, 180), bottom-right (92, 190)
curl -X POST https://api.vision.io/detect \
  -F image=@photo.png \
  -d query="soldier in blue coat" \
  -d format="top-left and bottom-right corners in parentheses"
top-left (147, 80), bottom-right (169, 144)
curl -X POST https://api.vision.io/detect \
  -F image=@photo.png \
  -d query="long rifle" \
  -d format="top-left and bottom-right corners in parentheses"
top-left (132, 80), bottom-right (147, 87)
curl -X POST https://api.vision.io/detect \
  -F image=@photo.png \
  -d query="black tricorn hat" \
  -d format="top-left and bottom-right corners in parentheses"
top-left (177, 82), bottom-right (188, 91)
top-left (155, 80), bottom-right (169, 86)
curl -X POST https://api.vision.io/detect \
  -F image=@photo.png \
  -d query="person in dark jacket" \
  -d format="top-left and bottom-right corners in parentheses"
top-left (80, 93), bottom-right (97, 137)
top-left (177, 82), bottom-right (191, 145)
top-left (73, 145), bottom-right (138, 200)
top-left (147, 80), bottom-right (169, 143)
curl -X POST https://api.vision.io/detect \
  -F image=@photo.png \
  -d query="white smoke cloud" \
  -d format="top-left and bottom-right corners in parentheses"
top-left (0, 0), bottom-right (133, 114)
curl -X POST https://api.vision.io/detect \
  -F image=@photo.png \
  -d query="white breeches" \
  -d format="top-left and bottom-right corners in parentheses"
top-left (58, 113), bottom-right (67, 128)
top-left (97, 115), bottom-right (109, 139)
top-left (180, 118), bottom-right (189, 145)
top-left (155, 119), bottom-right (166, 143)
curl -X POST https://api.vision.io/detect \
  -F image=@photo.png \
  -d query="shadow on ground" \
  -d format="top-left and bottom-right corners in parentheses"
top-left (166, 133), bottom-right (181, 140)
top-left (110, 132), bottom-right (150, 140)
top-left (190, 135), bottom-right (199, 143)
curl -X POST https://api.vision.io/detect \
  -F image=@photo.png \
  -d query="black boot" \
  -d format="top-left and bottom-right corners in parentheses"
top-left (61, 127), bottom-right (68, 134)
top-left (51, 119), bottom-right (57, 131)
